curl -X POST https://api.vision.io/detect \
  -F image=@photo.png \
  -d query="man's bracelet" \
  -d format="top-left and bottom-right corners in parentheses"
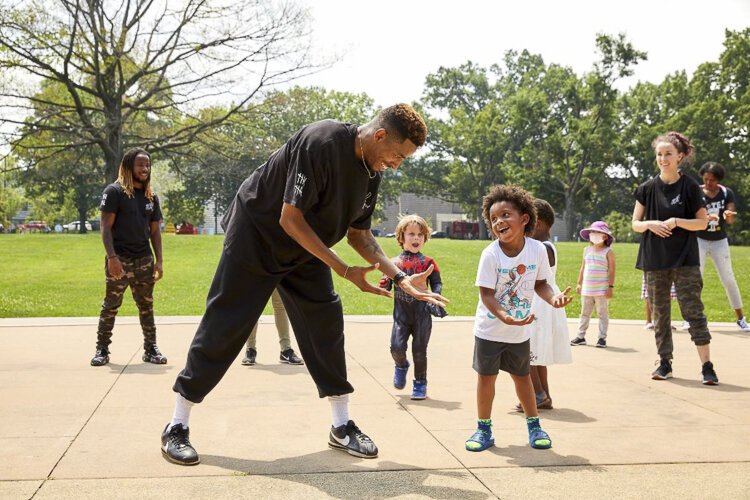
top-left (393, 271), bottom-right (407, 285)
top-left (343, 266), bottom-right (351, 279)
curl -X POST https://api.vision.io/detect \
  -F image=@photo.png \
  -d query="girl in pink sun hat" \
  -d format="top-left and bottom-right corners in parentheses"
top-left (571, 221), bottom-right (616, 348)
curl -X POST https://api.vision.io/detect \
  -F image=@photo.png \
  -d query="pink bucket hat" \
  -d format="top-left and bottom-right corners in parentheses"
top-left (580, 220), bottom-right (614, 246)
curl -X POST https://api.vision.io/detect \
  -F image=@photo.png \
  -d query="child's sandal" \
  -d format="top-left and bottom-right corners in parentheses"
top-left (536, 397), bottom-right (553, 410)
top-left (529, 428), bottom-right (552, 449)
top-left (465, 429), bottom-right (494, 452)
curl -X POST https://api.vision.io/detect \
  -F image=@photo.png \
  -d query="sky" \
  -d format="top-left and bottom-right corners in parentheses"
top-left (295, 0), bottom-right (750, 107)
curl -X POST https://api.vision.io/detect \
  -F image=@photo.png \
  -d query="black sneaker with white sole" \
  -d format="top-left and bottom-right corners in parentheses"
top-left (90, 348), bottom-right (109, 366)
top-left (161, 423), bottom-right (200, 465)
top-left (651, 358), bottom-right (673, 380)
top-left (143, 345), bottom-right (167, 364)
top-left (328, 420), bottom-right (378, 458)
top-left (280, 348), bottom-right (304, 365)
top-left (596, 338), bottom-right (607, 348)
top-left (570, 337), bottom-right (586, 346)
top-left (701, 361), bottom-right (719, 385)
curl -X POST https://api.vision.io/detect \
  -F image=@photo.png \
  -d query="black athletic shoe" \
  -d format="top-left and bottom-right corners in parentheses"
top-left (161, 423), bottom-right (200, 465)
top-left (328, 420), bottom-right (378, 458)
top-left (701, 361), bottom-right (719, 385)
top-left (241, 348), bottom-right (257, 366)
top-left (143, 345), bottom-right (167, 364)
top-left (596, 338), bottom-right (607, 348)
top-left (570, 337), bottom-right (586, 346)
top-left (651, 358), bottom-right (673, 380)
top-left (90, 348), bottom-right (109, 366)
top-left (280, 348), bottom-right (304, 365)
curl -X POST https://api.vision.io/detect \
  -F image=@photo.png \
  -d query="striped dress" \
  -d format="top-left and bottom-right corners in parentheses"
top-left (581, 245), bottom-right (611, 297)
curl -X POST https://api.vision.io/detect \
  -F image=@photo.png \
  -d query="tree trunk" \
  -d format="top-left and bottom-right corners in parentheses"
top-left (564, 193), bottom-right (577, 241)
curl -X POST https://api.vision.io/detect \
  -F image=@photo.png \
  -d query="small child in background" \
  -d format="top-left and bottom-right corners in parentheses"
top-left (465, 185), bottom-right (572, 453)
top-left (571, 221), bottom-right (616, 348)
top-left (518, 199), bottom-right (572, 411)
top-left (380, 214), bottom-right (446, 400)
top-left (642, 274), bottom-right (678, 331)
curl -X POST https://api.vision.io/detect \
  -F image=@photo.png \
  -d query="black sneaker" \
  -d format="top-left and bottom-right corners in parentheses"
top-left (328, 420), bottom-right (378, 458)
top-left (241, 348), bottom-right (257, 366)
top-left (90, 348), bottom-right (109, 366)
top-left (570, 337), bottom-right (586, 346)
top-left (596, 338), bottom-right (607, 348)
top-left (701, 361), bottom-right (719, 385)
top-left (280, 348), bottom-right (304, 365)
top-left (651, 358), bottom-right (673, 380)
top-left (143, 345), bottom-right (167, 364)
top-left (161, 423), bottom-right (200, 465)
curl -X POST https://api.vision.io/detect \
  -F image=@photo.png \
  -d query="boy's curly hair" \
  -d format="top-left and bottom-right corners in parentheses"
top-left (482, 185), bottom-right (537, 236)
top-left (533, 198), bottom-right (555, 228)
top-left (395, 214), bottom-right (431, 248)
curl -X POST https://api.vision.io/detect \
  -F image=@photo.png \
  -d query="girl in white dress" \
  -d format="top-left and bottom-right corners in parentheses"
top-left (524, 199), bottom-right (572, 410)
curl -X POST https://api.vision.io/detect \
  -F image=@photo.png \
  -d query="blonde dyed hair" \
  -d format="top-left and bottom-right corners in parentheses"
top-left (116, 148), bottom-right (155, 201)
top-left (395, 214), bottom-right (431, 248)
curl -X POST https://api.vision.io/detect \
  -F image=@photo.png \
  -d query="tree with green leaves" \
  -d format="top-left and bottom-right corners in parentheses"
top-left (169, 86), bottom-right (376, 223)
top-left (0, 0), bottom-right (315, 184)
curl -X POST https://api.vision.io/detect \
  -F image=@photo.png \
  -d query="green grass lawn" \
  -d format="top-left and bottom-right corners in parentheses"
top-left (1, 233), bottom-right (748, 322)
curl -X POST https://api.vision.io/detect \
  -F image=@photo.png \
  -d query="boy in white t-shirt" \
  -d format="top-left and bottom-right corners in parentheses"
top-left (465, 185), bottom-right (573, 452)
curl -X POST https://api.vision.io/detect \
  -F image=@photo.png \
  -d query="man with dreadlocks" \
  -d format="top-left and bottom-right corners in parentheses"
top-left (90, 148), bottom-right (166, 367)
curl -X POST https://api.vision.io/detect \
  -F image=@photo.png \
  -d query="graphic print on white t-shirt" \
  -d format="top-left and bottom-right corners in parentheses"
top-left (473, 237), bottom-right (552, 344)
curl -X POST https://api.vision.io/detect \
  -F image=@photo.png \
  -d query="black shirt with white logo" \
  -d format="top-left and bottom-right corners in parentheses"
top-left (635, 173), bottom-right (706, 271)
top-left (100, 183), bottom-right (162, 257)
top-left (222, 120), bottom-right (380, 273)
top-left (697, 185), bottom-right (735, 241)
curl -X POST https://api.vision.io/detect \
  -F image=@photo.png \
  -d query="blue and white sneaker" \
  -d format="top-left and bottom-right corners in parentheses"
top-left (328, 420), bottom-right (378, 458)
top-left (411, 379), bottom-right (427, 400)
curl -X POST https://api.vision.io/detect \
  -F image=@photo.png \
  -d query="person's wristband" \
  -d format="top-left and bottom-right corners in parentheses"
top-left (343, 266), bottom-right (351, 279)
top-left (393, 271), bottom-right (407, 285)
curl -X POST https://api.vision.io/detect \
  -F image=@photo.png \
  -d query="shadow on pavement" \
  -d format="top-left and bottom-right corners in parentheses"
top-left (667, 378), bottom-right (750, 392)
top-left (396, 395), bottom-right (463, 411)
top-left (199, 453), bottom-right (492, 499)
top-left (488, 444), bottom-right (604, 471)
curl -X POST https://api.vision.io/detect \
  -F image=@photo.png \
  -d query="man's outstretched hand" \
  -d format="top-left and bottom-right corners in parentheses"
top-left (397, 264), bottom-right (449, 308)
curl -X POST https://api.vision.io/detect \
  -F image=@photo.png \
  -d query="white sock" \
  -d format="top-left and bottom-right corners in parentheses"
top-left (328, 394), bottom-right (350, 428)
top-left (169, 393), bottom-right (195, 430)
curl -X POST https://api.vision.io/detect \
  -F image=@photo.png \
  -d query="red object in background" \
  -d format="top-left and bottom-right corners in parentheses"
top-left (176, 222), bottom-right (195, 235)
top-left (450, 221), bottom-right (479, 240)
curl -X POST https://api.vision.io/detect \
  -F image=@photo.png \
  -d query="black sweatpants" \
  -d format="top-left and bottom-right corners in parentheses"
top-left (173, 250), bottom-right (352, 403)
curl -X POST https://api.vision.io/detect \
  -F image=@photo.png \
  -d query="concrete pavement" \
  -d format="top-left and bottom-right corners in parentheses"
top-left (1, 315), bottom-right (749, 499)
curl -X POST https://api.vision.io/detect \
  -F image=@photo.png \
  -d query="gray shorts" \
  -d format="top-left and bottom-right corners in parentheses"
top-left (472, 337), bottom-right (530, 376)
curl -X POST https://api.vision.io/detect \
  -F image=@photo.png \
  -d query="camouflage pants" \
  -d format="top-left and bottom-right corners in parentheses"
top-left (96, 255), bottom-right (157, 351)
top-left (645, 266), bottom-right (711, 360)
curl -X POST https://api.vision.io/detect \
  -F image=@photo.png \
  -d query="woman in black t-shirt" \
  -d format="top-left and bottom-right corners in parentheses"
top-left (695, 162), bottom-right (749, 332)
top-left (632, 132), bottom-right (718, 385)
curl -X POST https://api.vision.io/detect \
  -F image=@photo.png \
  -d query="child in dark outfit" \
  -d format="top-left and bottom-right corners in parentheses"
top-left (380, 215), bottom-right (447, 400)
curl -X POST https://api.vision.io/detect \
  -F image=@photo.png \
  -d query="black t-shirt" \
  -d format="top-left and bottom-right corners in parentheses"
top-left (635, 173), bottom-right (706, 271)
top-left (697, 185), bottom-right (735, 241)
top-left (222, 120), bottom-right (380, 273)
top-left (100, 183), bottom-right (162, 257)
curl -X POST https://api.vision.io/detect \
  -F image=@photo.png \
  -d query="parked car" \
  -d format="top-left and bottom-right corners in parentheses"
top-left (64, 220), bottom-right (93, 232)
top-left (431, 230), bottom-right (447, 239)
top-left (385, 232), bottom-right (396, 238)
top-left (20, 220), bottom-right (50, 232)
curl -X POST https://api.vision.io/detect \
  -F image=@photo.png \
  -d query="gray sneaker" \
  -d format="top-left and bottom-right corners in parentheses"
top-left (328, 420), bottom-right (378, 458)
top-left (280, 348), bottom-right (304, 365)
top-left (241, 348), bottom-right (257, 366)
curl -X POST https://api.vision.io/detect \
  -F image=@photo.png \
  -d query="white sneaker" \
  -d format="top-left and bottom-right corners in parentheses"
top-left (645, 322), bottom-right (654, 330)
top-left (680, 321), bottom-right (690, 331)
top-left (737, 317), bottom-right (750, 332)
